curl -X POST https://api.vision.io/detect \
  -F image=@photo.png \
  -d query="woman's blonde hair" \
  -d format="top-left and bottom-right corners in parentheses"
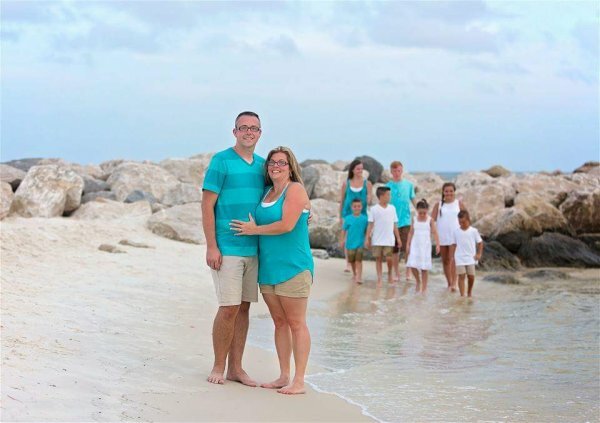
top-left (264, 146), bottom-right (304, 186)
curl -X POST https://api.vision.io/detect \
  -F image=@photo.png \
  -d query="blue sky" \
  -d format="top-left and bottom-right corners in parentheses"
top-left (1, 0), bottom-right (598, 172)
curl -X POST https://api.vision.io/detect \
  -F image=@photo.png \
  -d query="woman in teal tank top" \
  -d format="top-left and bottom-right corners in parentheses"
top-left (230, 146), bottom-right (313, 395)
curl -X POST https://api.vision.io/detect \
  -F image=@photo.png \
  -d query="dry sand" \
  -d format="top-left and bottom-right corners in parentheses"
top-left (1, 216), bottom-right (371, 422)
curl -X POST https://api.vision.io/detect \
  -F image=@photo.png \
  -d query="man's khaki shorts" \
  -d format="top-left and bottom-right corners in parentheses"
top-left (347, 248), bottom-right (364, 263)
top-left (456, 264), bottom-right (476, 276)
top-left (211, 256), bottom-right (258, 306)
top-left (372, 245), bottom-right (393, 258)
top-left (259, 270), bottom-right (312, 298)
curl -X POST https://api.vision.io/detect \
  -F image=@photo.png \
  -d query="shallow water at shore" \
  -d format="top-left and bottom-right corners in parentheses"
top-left (249, 267), bottom-right (600, 422)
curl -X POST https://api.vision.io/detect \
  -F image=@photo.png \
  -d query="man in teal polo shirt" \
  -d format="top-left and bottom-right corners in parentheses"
top-left (386, 161), bottom-right (416, 282)
top-left (202, 111), bottom-right (265, 386)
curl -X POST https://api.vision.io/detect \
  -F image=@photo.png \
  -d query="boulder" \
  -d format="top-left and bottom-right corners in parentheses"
top-left (509, 173), bottom-right (579, 207)
top-left (107, 162), bottom-right (180, 202)
top-left (124, 190), bottom-right (158, 204)
top-left (573, 161), bottom-right (599, 174)
top-left (413, 173), bottom-right (445, 194)
top-left (98, 244), bottom-right (126, 254)
top-left (301, 165), bottom-right (319, 199)
top-left (1, 182), bottom-right (14, 219)
top-left (71, 198), bottom-right (152, 220)
top-left (483, 273), bottom-right (521, 284)
top-left (99, 159), bottom-right (129, 179)
top-left (488, 208), bottom-right (542, 253)
top-left (455, 171), bottom-right (494, 188)
top-left (483, 165), bottom-right (511, 178)
top-left (81, 191), bottom-right (117, 204)
top-left (559, 189), bottom-right (600, 234)
top-left (159, 158), bottom-right (207, 186)
top-left (83, 176), bottom-right (110, 194)
top-left (458, 184), bottom-right (505, 223)
top-left (518, 232), bottom-right (600, 268)
top-left (301, 159), bottom-right (329, 167)
top-left (146, 202), bottom-right (205, 244)
top-left (9, 165), bottom-right (84, 217)
top-left (311, 249), bottom-right (330, 260)
top-left (187, 152), bottom-right (214, 169)
top-left (161, 183), bottom-right (202, 207)
top-left (331, 160), bottom-right (349, 171)
top-left (514, 192), bottom-right (572, 235)
top-left (309, 164), bottom-right (345, 202)
top-left (1, 158), bottom-right (43, 172)
top-left (578, 233), bottom-right (600, 254)
top-left (478, 241), bottom-right (521, 270)
top-left (0, 164), bottom-right (26, 191)
top-left (347, 155), bottom-right (383, 183)
top-left (308, 198), bottom-right (341, 249)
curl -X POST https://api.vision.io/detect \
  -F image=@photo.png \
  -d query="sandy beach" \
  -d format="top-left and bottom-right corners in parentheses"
top-left (1, 216), bottom-right (371, 422)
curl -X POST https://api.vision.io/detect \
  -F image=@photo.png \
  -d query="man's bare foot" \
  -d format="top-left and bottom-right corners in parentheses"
top-left (277, 380), bottom-right (306, 395)
top-left (261, 375), bottom-right (289, 389)
top-left (207, 367), bottom-right (225, 384)
top-left (226, 370), bottom-right (258, 387)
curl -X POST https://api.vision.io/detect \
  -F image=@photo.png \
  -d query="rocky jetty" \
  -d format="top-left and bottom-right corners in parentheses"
top-left (2, 155), bottom-right (599, 269)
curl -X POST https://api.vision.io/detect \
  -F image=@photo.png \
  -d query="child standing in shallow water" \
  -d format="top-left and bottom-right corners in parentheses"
top-left (340, 199), bottom-right (368, 284)
top-left (406, 199), bottom-right (440, 293)
top-left (450, 210), bottom-right (483, 297)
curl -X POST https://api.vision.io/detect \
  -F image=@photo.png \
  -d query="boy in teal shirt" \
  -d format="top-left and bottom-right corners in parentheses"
top-left (386, 161), bottom-right (416, 282)
top-left (340, 199), bottom-right (369, 283)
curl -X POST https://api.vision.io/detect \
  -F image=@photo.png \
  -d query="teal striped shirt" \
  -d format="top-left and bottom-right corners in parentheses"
top-left (202, 148), bottom-right (265, 256)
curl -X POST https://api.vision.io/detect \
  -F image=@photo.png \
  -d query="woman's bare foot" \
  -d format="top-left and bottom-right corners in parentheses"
top-left (207, 367), bottom-right (225, 384)
top-left (226, 369), bottom-right (258, 387)
top-left (261, 375), bottom-right (289, 389)
top-left (277, 380), bottom-right (306, 395)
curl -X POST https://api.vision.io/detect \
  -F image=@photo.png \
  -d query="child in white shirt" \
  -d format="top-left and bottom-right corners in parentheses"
top-left (450, 210), bottom-right (483, 297)
top-left (366, 186), bottom-right (401, 286)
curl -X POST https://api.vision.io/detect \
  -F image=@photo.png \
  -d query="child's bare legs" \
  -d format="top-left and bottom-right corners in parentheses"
top-left (350, 261), bottom-right (357, 282)
top-left (375, 257), bottom-right (383, 286)
top-left (457, 274), bottom-right (466, 297)
top-left (405, 265), bottom-right (411, 281)
top-left (386, 255), bottom-right (394, 283)
top-left (440, 246), bottom-right (457, 291)
top-left (391, 252), bottom-right (400, 281)
top-left (344, 249), bottom-right (351, 272)
top-left (467, 275), bottom-right (475, 297)
top-left (421, 270), bottom-right (429, 293)
top-left (356, 260), bottom-right (363, 284)
top-left (411, 268), bottom-right (421, 292)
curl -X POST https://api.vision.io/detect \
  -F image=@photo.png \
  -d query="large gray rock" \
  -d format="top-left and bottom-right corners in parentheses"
top-left (1, 158), bottom-right (43, 172)
top-left (146, 202), bottom-right (204, 244)
top-left (483, 273), bottom-right (521, 284)
top-left (99, 159), bottom-right (131, 180)
top-left (518, 232), bottom-right (600, 268)
top-left (578, 233), bottom-right (600, 254)
top-left (0, 164), bottom-right (26, 191)
top-left (487, 208), bottom-right (543, 253)
top-left (573, 161), bottom-right (599, 174)
top-left (301, 165), bottom-right (319, 199)
top-left (159, 158), bottom-right (208, 186)
top-left (514, 192), bottom-right (572, 235)
top-left (483, 165), bottom-right (511, 178)
top-left (81, 191), bottom-right (117, 204)
top-left (309, 164), bottom-right (345, 202)
top-left (301, 159), bottom-right (329, 167)
top-left (161, 183), bottom-right (202, 207)
top-left (124, 190), bottom-right (158, 204)
top-left (347, 155), bottom-right (383, 183)
top-left (10, 165), bottom-right (84, 217)
top-left (560, 189), bottom-right (600, 234)
top-left (71, 198), bottom-right (152, 220)
top-left (83, 176), bottom-right (110, 194)
top-left (331, 160), bottom-right (349, 171)
top-left (458, 183), bottom-right (505, 224)
top-left (107, 162), bottom-right (180, 202)
top-left (478, 241), bottom-right (521, 271)
top-left (1, 182), bottom-right (13, 219)
top-left (308, 198), bottom-right (341, 249)
top-left (508, 173), bottom-right (579, 207)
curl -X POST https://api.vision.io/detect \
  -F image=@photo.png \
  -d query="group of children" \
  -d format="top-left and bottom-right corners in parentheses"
top-left (340, 165), bottom-right (483, 297)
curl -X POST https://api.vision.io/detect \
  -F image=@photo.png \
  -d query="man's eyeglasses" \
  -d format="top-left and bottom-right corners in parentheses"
top-left (237, 125), bottom-right (261, 132)
top-left (267, 160), bottom-right (289, 167)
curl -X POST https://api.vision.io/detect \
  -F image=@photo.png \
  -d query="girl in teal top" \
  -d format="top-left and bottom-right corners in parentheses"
top-left (230, 146), bottom-right (313, 396)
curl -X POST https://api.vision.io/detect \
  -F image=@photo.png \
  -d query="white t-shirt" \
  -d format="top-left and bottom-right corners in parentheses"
top-left (452, 226), bottom-right (483, 266)
top-left (368, 204), bottom-right (398, 246)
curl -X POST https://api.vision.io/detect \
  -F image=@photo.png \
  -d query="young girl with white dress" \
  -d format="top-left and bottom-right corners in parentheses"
top-left (406, 199), bottom-right (440, 293)
top-left (431, 182), bottom-right (466, 291)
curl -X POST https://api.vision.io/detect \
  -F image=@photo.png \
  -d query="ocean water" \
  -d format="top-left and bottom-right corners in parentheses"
top-left (249, 267), bottom-right (600, 422)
